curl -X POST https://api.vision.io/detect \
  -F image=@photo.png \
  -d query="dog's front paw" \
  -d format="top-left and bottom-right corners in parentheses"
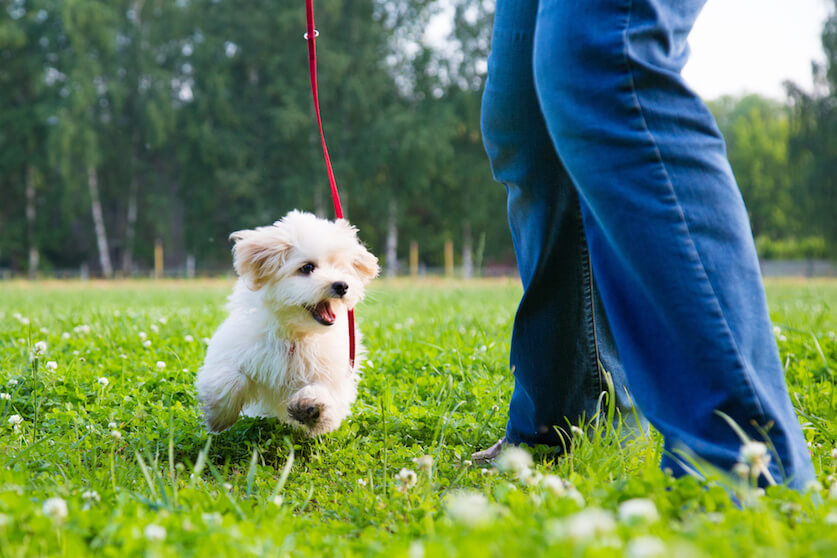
top-left (287, 398), bottom-right (323, 427)
top-left (287, 385), bottom-right (341, 436)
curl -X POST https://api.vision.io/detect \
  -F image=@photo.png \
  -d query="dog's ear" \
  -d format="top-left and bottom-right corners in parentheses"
top-left (353, 245), bottom-right (380, 283)
top-left (229, 225), bottom-right (292, 289)
top-left (334, 219), bottom-right (380, 283)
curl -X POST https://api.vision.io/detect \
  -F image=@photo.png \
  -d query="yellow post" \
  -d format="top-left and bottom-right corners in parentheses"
top-left (410, 241), bottom-right (419, 277)
top-left (444, 239), bottom-right (454, 278)
top-left (154, 239), bottom-right (163, 279)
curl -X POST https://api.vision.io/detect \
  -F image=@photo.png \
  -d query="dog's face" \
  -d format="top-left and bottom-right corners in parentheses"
top-left (230, 211), bottom-right (379, 334)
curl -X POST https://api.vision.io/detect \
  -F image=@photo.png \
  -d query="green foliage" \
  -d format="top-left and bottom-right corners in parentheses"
top-left (756, 236), bottom-right (829, 260)
top-left (785, 1), bottom-right (837, 258)
top-left (0, 280), bottom-right (836, 556)
top-left (0, 0), bottom-right (512, 275)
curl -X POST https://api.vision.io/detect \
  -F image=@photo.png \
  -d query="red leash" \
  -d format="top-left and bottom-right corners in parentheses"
top-left (304, 0), bottom-right (356, 368)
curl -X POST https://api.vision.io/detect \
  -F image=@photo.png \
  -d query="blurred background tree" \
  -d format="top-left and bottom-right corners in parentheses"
top-left (0, 0), bottom-right (834, 276)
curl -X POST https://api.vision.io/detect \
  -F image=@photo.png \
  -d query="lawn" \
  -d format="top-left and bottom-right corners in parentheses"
top-left (0, 278), bottom-right (835, 557)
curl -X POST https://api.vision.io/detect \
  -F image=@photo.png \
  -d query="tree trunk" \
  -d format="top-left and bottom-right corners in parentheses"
top-left (87, 167), bottom-right (113, 277)
top-left (462, 219), bottom-right (473, 279)
top-left (386, 199), bottom-right (398, 277)
top-left (25, 165), bottom-right (39, 280)
top-left (121, 171), bottom-right (138, 275)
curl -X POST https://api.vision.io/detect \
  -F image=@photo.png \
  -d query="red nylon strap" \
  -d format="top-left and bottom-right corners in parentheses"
top-left (305, 0), bottom-right (356, 368)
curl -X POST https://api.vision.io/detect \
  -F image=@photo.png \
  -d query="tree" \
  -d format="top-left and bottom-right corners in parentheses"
top-left (786, 2), bottom-right (837, 257)
top-left (708, 95), bottom-right (797, 240)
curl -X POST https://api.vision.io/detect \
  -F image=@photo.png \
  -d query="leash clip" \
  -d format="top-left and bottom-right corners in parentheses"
top-left (303, 29), bottom-right (319, 40)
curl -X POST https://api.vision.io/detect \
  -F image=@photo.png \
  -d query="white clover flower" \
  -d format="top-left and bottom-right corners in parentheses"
top-left (272, 495), bottom-right (284, 506)
top-left (521, 468), bottom-right (543, 486)
top-left (144, 524), bottom-right (166, 542)
top-left (202, 337), bottom-right (211, 344)
top-left (7, 379), bottom-right (17, 387)
top-left (97, 377), bottom-right (109, 387)
top-left (831, 447), bottom-right (837, 461)
top-left (12, 313), bottom-right (22, 321)
top-left (626, 536), bottom-right (666, 558)
top-left (829, 481), bottom-right (837, 500)
top-left (826, 511), bottom-right (837, 525)
top-left (739, 441), bottom-right (774, 483)
top-left (85, 424), bottom-right (95, 432)
top-left (39, 327), bottom-right (49, 334)
top-left (570, 425), bottom-right (585, 438)
top-left (223, 483), bottom-right (233, 491)
top-left (8, 414), bottom-right (23, 427)
top-left (150, 325), bottom-right (159, 334)
top-left (618, 498), bottom-right (660, 524)
top-left (156, 361), bottom-right (166, 370)
top-left (772, 326), bottom-right (781, 336)
top-left (541, 475), bottom-right (566, 497)
top-left (0, 513), bottom-right (10, 527)
top-left (445, 490), bottom-right (494, 526)
top-left (142, 340), bottom-right (152, 348)
top-left (139, 332), bottom-right (147, 341)
top-left (108, 422), bottom-right (117, 429)
top-left (33, 341), bottom-right (47, 355)
top-left (74, 325), bottom-right (91, 334)
top-left (111, 430), bottom-right (122, 441)
top-left (82, 490), bottom-right (100, 503)
top-left (158, 317), bottom-right (167, 325)
top-left (395, 468), bottom-right (417, 492)
top-left (412, 455), bottom-right (433, 473)
top-left (61, 332), bottom-right (71, 340)
top-left (565, 508), bottom-right (616, 540)
top-left (495, 446), bottom-right (533, 476)
top-left (42, 497), bottom-right (68, 521)
top-left (202, 512), bottom-right (222, 525)
top-left (19, 317), bottom-right (30, 325)
top-left (0, 393), bottom-right (10, 401)
top-left (462, 460), bottom-right (472, 468)
top-left (45, 361), bottom-right (58, 371)
top-left (804, 480), bottom-right (823, 493)
top-left (184, 335), bottom-right (194, 343)
top-left (566, 487), bottom-right (586, 507)
top-left (357, 478), bottom-right (367, 487)
top-left (733, 462), bottom-right (750, 479)
top-left (113, 310), bottom-right (121, 317)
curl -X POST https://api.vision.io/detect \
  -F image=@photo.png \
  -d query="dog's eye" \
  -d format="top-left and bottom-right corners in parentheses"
top-left (299, 263), bottom-right (316, 275)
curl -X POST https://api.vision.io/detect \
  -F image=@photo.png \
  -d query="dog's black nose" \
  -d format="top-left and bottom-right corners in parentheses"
top-left (332, 281), bottom-right (348, 297)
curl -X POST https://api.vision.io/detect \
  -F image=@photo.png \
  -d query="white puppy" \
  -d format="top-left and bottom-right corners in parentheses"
top-left (195, 211), bottom-right (379, 436)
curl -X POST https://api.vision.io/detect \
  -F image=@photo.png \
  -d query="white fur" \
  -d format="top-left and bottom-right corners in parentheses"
top-left (195, 211), bottom-right (379, 436)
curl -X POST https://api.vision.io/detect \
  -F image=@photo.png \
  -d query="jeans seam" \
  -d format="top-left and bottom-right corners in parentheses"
top-left (577, 202), bottom-right (604, 404)
top-left (619, 0), bottom-right (768, 422)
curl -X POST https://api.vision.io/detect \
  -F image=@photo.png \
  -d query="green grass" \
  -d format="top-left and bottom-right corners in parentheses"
top-left (0, 278), bottom-right (835, 557)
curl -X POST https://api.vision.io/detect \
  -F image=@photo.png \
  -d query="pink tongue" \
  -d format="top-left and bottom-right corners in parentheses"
top-left (318, 302), bottom-right (335, 322)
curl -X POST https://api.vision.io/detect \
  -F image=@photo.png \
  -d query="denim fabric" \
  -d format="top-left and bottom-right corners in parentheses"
top-left (482, 0), bottom-right (642, 448)
top-left (482, 0), bottom-right (815, 488)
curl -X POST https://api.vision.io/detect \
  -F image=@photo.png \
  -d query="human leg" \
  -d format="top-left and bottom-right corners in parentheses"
top-left (480, 0), bottom-right (640, 449)
top-left (531, 0), bottom-right (814, 486)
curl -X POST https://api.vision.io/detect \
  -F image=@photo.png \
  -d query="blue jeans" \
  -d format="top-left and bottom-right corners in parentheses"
top-left (482, 0), bottom-right (815, 488)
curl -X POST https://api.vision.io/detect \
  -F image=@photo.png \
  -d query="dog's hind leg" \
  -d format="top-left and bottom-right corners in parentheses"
top-left (195, 366), bottom-right (252, 433)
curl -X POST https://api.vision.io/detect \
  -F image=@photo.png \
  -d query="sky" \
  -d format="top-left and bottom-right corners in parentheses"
top-left (683, 0), bottom-right (831, 99)
top-left (426, 0), bottom-right (833, 101)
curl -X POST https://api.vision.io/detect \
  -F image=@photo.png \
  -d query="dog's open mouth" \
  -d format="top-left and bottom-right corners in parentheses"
top-left (307, 301), bottom-right (336, 326)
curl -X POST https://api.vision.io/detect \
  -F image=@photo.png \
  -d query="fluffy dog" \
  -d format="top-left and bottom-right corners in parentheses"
top-left (195, 211), bottom-right (378, 436)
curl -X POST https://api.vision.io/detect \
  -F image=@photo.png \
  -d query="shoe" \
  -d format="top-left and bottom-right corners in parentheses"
top-left (471, 437), bottom-right (510, 466)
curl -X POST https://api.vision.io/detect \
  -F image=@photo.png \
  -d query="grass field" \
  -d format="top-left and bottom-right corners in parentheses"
top-left (0, 278), bottom-right (836, 557)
